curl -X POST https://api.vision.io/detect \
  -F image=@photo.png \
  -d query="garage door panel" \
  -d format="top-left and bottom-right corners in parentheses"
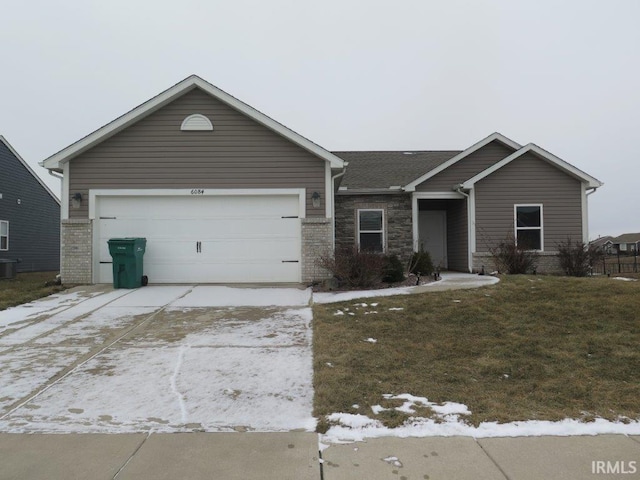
top-left (95, 194), bottom-right (302, 283)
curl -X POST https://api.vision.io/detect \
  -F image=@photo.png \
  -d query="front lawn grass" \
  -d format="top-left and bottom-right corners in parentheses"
top-left (0, 271), bottom-right (66, 310)
top-left (313, 275), bottom-right (640, 431)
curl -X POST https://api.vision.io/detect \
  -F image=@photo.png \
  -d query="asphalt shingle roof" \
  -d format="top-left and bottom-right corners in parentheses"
top-left (612, 233), bottom-right (640, 244)
top-left (331, 150), bottom-right (462, 190)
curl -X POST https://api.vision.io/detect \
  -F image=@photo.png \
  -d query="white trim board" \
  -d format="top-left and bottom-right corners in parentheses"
top-left (41, 75), bottom-right (345, 170)
top-left (404, 132), bottom-right (521, 192)
top-left (461, 144), bottom-right (603, 189)
top-left (88, 188), bottom-right (307, 220)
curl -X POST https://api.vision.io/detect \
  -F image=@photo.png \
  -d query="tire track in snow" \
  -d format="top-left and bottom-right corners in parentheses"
top-left (170, 344), bottom-right (191, 424)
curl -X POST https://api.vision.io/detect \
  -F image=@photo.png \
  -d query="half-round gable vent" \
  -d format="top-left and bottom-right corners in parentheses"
top-left (180, 114), bottom-right (213, 131)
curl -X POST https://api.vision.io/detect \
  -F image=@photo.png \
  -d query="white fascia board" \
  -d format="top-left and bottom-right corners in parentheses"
top-left (42, 75), bottom-right (344, 170)
top-left (404, 132), bottom-right (521, 192)
top-left (413, 191), bottom-right (466, 200)
top-left (462, 144), bottom-right (604, 189)
top-left (0, 136), bottom-right (61, 205)
top-left (88, 188), bottom-right (307, 220)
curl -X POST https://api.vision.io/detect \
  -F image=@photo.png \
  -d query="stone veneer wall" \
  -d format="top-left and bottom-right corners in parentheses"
top-left (61, 219), bottom-right (93, 284)
top-left (472, 251), bottom-right (563, 274)
top-left (301, 217), bottom-right (333, 284)
top-left (335, 194), bottom-right (413, 264)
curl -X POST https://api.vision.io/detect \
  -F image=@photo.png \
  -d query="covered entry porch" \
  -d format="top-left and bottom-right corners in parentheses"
top-left (411, 194), bottom-right (469, 272)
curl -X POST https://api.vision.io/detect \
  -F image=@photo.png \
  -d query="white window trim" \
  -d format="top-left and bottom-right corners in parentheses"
top-left (514, 204), bottom-right (544, 251)
top-left (0, 220), bottom-right (8, 251)
top-left (357, 209), bottom-right (385, 252)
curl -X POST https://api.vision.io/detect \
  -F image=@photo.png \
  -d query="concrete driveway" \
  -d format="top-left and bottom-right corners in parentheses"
top-left (0, 285), bottom-right (315, 433)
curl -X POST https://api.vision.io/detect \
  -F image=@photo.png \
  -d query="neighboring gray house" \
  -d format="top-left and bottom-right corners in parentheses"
top-left (40, 75), bottom-right (602, 284)
top-left (610, 233), bottom-right (640, 253)
top-left (0, 136), bottom-right (61, 272)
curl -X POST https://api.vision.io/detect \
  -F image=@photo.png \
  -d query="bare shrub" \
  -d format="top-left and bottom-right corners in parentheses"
top-left (318, 247), bottom-right (387, 289)
top-left (557, 237), bottom-right (604, 277)
top-left (490, 233), bottom-right (539, 274)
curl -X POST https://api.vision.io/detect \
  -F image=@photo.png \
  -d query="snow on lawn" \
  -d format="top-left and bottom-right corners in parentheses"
top-left (321, 394), bottom-right (640, 443)
top-left (612, 277), bottom-right (638, 282)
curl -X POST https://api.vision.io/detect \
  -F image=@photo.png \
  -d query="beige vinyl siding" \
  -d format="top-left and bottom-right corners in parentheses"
top-left (68, 88), bottom-right (325, 218)
top-left (416, 141), bottom-right (515, 192)
top-left (474, 152), bottom-right (583, 252)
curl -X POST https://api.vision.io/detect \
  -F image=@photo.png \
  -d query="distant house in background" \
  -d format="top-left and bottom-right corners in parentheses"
top-left (0, 136), bottom-right (60, 272)
top-left (590, 235), bottom-right (614, 253)
top-left (610, 233), bottom-right (640, 253)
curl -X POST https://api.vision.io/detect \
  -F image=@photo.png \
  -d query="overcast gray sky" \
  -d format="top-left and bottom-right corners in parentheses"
top-left (1, 0), bottom-right (638, 238)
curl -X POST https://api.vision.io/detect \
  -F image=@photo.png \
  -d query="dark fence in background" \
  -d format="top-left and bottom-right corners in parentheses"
top-left (591, 252), bottom-right (639, 275)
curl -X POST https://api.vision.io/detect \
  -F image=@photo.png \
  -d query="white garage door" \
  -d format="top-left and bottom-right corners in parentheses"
top-left (95, 194), bottom-right (302, 283)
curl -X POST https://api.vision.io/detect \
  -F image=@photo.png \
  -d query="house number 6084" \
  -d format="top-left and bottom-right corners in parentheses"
top-left (190, 189), bottom-right (205, 195)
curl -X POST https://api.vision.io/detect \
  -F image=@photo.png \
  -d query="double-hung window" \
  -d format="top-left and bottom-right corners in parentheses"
top-left (0, 221), bottom-right (8, 251)
top-left (357, 209), bottom-right (384, 253)
top-left (514, 205), bottom-right (543, 250)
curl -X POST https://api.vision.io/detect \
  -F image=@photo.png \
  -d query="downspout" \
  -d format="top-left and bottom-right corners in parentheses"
top-left (584, 187), bottom-right (598, 243)
top-left (331, 164), bottom-right (348, 250)
top-left (455, 185), bottom-right (473, 273)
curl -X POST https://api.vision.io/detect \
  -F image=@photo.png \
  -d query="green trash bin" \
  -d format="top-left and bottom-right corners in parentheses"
top-left (107, 238), bottom-right (148, 289)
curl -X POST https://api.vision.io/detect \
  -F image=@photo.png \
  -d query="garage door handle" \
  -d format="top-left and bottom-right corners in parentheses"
top-left (281, 216), bottom-right (299, 219)
top-left (196, 241), bottom-right (202, 253)
top-left (282, 260), bottom-right (299, 263)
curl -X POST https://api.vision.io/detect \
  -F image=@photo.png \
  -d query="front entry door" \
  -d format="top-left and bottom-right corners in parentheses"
top-left (418, 210), bottom-right (447, 269)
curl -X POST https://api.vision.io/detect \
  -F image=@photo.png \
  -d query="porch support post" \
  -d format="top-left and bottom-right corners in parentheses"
top-left (467, 188), bottom-right (476, 273)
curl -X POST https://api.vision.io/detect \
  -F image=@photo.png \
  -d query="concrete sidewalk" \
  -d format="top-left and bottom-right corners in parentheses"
top-left (2, 433), bottom-right (639, 480)
top-left (322, 434), bottom-right (640, 479)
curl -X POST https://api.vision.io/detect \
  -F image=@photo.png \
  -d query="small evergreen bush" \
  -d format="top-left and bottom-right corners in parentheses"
top-left (409, 249), bottom-right (434, 276)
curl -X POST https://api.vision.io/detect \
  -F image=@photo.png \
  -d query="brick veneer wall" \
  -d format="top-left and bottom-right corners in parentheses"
top-left (301, 217), bottom-right (332, 284)
top-left (335, 194), bottom-right (413, 264)
top-left (61, 219), bottom-right (92, 284)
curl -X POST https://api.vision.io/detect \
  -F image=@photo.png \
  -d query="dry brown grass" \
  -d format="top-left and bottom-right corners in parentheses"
top-left (313, 275), bottom-right (640, 431)
top-left (0, 271), bottom-right (66, 310)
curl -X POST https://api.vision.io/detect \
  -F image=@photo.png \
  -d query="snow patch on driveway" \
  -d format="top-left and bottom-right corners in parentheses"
top-left (169, 286), bottom-right (312, 307)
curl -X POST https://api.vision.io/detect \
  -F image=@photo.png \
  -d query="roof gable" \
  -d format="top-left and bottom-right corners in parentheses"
top-left (0, 136), bottom-right (61, 205)
top-left (41, 75), bottom-right (344, 170)
top-left (461, 143), bottom-right (603, 189)
top-left (403, 132), bottom-right (521, 192)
